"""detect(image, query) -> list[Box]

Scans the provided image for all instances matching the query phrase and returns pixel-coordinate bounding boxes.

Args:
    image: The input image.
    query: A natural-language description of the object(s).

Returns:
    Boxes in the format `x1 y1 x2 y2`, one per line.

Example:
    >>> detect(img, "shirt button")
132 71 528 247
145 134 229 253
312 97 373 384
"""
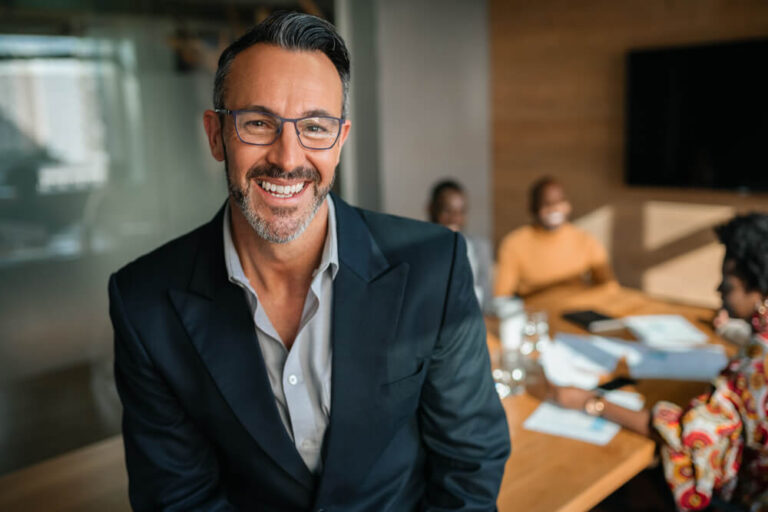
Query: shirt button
287 374 299 385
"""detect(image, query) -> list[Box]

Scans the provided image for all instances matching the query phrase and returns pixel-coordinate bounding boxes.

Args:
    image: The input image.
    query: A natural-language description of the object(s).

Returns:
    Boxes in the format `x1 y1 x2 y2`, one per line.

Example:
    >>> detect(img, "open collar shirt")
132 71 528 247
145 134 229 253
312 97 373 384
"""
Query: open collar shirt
222 197 338 474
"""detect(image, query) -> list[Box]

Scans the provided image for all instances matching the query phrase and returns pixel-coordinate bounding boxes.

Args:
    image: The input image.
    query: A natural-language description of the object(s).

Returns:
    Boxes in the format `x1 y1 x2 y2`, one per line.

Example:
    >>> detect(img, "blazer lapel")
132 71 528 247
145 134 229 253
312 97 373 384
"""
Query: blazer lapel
169 206 314 490
315 197 409 504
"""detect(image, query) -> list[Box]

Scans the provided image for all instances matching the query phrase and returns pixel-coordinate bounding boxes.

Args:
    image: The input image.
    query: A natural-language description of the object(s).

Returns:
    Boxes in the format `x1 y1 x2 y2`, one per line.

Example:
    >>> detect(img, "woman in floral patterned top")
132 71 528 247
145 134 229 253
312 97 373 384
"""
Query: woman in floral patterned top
531 213 768 511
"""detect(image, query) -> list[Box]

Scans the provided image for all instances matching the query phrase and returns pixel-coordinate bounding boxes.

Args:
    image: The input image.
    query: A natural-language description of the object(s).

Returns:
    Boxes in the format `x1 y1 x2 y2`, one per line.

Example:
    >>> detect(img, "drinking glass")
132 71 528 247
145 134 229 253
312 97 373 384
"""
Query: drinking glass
491 344 527 399
521 310 550 357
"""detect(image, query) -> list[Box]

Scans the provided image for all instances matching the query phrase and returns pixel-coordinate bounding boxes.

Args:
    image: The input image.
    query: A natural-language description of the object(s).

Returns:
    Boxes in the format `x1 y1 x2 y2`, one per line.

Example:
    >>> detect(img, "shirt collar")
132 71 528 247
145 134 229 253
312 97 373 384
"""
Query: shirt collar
223 196 339 290
316 195 339 280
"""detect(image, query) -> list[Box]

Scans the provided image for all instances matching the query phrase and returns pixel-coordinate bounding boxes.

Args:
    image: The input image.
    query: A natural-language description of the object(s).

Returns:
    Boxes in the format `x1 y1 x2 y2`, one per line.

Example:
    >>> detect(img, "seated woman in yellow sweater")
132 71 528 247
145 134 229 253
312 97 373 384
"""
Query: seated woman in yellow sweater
494 177 614 297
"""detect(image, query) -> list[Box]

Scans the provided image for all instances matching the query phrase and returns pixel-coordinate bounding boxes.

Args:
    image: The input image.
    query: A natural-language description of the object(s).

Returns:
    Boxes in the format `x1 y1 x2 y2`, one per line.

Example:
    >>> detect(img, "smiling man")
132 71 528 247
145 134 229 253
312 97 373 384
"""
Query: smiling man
109 12 509 512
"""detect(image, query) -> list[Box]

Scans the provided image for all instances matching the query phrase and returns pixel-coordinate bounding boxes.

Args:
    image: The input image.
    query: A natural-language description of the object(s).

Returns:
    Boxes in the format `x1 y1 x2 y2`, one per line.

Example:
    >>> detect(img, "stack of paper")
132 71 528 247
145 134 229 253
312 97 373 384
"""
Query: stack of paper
539 335 620 389
623 314 709 348
542 333 728 384
628 345 728 380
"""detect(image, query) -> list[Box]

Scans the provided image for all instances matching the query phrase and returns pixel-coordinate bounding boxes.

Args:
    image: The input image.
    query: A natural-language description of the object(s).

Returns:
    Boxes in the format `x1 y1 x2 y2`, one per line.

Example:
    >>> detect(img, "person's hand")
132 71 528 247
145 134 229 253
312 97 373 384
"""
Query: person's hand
525 366 595 411
552 386 595 411
525 364 554 402
713 308 730 329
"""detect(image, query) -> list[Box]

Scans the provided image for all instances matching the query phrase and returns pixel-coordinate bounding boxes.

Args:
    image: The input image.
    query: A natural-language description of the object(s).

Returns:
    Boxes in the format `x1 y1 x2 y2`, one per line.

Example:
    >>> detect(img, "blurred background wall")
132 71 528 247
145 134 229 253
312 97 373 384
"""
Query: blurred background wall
376 0 490 239
339 0 491 238
490 0 768 308
0 0 330 474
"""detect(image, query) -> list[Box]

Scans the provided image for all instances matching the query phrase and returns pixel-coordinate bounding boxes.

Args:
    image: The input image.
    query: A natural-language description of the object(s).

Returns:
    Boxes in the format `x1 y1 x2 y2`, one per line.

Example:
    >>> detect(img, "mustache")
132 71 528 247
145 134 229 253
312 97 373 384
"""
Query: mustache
245 163 320 183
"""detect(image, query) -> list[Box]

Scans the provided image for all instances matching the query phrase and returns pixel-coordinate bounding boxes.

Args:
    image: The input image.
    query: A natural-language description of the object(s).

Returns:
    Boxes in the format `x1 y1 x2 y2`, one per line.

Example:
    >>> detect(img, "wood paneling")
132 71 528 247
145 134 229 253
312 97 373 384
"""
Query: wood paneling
491 0 768 306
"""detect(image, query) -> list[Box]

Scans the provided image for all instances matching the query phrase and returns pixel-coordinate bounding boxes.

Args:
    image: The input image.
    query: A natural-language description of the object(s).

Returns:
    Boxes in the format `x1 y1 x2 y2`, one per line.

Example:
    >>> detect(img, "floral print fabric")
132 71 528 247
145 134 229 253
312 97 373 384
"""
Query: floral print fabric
652 314 768 511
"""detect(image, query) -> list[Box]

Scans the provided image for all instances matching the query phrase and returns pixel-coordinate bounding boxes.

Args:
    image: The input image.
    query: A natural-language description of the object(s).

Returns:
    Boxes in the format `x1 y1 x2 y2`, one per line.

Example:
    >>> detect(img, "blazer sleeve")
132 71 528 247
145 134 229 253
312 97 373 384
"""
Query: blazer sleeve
109 275 236 512
419 233 511 511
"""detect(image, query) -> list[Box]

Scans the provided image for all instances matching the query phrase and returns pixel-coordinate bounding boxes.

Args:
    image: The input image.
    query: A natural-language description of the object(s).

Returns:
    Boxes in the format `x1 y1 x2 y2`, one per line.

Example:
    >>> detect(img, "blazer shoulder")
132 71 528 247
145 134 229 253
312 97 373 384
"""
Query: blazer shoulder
111 218 211 299
355 207 459 263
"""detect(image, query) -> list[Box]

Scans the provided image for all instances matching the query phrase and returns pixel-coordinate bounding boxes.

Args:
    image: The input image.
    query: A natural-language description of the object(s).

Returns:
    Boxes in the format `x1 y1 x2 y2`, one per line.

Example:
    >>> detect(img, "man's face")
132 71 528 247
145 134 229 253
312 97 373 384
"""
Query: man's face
434 189 467 232
204 44 350 243
536 183 571 230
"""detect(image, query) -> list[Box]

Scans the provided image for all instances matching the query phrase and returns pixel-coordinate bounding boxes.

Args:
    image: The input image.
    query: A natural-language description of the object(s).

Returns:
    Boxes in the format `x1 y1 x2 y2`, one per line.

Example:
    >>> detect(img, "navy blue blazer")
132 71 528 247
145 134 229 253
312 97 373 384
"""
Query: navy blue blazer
110 194 510 511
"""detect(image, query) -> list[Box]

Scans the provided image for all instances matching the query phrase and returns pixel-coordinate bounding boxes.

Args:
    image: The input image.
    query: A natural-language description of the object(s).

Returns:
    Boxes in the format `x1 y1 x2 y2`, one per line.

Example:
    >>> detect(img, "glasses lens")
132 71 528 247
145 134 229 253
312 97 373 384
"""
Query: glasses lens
236 111 280 144
297 117 340 149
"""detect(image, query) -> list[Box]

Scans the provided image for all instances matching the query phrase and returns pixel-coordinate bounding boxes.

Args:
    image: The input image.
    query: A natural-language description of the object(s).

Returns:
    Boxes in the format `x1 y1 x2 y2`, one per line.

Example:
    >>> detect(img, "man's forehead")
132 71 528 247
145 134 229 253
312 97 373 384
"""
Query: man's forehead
438 189 465 204
225 43 343 113
541 183 566 200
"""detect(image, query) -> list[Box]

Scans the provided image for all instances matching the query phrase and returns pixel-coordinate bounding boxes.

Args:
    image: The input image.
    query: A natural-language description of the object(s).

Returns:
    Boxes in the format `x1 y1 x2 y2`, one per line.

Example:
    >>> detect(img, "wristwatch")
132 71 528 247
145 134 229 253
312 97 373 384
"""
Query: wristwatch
584 396 606 416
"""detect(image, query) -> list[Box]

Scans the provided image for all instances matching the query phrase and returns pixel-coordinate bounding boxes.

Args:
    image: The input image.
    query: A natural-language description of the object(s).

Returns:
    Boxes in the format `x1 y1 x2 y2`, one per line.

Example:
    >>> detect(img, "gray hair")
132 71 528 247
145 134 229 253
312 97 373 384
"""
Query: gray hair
213 11 350 118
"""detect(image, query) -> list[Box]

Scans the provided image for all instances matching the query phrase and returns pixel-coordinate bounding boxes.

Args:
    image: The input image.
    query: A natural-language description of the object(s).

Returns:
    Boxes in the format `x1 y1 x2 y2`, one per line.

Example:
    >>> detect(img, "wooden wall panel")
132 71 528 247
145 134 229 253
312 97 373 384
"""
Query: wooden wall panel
491 0 768 306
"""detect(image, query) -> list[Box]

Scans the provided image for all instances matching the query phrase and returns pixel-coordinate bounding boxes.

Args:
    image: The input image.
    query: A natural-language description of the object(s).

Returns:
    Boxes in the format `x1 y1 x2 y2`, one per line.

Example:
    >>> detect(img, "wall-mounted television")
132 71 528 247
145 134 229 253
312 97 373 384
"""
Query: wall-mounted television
625 38 768 192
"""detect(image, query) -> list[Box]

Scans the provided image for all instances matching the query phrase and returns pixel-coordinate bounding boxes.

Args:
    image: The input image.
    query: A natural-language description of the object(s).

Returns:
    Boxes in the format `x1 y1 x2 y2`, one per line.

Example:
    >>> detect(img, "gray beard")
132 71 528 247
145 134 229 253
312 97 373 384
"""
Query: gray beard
225 160 333 244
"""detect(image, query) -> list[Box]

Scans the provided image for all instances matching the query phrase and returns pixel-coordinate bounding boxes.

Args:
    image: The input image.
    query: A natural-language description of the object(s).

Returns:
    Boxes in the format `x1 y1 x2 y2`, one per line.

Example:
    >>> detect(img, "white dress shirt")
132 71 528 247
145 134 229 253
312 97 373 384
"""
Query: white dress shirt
222 197 338 474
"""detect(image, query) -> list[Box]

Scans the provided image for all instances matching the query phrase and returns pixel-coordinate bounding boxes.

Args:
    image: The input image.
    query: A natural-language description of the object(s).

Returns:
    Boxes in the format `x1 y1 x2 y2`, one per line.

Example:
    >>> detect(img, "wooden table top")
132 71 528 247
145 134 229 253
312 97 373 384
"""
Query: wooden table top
493 282 727 512
0 282 726 512
0 435 129 512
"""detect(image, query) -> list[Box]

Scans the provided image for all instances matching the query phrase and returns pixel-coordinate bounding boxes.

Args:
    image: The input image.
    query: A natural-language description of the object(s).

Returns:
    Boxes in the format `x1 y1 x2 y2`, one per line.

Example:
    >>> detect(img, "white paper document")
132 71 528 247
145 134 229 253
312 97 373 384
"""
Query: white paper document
623 314 709 348
628 345 728 380
545 333 728 383
523 390 644 445
523 403 620 445
604 389 645 411
540 335 621 389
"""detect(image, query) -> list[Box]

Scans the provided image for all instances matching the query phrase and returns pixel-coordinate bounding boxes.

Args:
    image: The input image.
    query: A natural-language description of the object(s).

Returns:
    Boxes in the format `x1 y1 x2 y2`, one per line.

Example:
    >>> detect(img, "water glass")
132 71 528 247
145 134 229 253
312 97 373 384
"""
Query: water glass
521 310 550 357
491 345 527 399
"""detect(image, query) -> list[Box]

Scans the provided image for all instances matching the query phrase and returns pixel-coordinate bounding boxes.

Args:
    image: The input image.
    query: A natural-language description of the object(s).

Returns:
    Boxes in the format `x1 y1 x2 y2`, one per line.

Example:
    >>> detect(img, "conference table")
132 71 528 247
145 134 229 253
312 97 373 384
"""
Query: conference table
493 281 730 512
0 283 728 512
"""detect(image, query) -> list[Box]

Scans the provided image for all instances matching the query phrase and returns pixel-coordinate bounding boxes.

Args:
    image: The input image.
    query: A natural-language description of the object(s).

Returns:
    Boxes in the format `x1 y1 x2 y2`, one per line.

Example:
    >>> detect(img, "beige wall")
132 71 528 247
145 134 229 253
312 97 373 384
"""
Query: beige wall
491 0 768 307
377 0 491 239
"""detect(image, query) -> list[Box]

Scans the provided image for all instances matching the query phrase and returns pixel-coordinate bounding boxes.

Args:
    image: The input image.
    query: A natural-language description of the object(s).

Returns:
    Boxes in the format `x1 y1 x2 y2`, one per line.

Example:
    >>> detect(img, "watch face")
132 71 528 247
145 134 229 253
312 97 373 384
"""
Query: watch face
585 397 605 416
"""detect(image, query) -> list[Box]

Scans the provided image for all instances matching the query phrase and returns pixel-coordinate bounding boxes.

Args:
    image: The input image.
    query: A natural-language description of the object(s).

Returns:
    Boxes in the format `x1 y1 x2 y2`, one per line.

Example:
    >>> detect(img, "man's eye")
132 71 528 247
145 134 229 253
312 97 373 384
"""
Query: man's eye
305 124 328 133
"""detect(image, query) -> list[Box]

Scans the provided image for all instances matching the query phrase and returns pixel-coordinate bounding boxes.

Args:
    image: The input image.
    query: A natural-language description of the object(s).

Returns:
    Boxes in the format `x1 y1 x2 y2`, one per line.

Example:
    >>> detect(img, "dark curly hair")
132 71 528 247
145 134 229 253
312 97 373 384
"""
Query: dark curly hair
428 179 464 223
715 213 768 295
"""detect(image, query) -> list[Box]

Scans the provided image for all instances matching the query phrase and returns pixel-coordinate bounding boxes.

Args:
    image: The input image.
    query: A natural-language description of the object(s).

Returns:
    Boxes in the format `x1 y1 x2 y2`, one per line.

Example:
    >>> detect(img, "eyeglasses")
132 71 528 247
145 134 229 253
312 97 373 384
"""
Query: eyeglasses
215 108 344 150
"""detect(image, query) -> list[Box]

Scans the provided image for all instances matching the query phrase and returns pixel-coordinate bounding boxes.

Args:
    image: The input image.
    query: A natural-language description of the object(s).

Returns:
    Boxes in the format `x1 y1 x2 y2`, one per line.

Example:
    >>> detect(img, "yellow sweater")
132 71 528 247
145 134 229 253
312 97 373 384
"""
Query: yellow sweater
494 223 609 297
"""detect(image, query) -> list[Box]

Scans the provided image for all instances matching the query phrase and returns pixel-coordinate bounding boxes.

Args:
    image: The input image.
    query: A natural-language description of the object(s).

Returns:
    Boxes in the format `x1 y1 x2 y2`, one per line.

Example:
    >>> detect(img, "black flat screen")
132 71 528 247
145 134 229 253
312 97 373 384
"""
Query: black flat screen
625 38 768 192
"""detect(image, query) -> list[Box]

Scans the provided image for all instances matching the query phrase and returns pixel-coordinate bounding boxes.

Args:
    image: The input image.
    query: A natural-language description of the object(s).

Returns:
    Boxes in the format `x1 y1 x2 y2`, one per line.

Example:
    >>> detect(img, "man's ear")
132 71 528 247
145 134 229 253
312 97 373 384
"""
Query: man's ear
203 110 225 162
330 119 352 168
337 119 351 151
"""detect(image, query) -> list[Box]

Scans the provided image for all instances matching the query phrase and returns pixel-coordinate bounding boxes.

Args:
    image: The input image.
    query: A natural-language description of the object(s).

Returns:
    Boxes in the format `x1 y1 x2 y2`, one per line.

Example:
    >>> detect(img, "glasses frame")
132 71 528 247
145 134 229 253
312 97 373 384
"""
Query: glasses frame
215 108 345 150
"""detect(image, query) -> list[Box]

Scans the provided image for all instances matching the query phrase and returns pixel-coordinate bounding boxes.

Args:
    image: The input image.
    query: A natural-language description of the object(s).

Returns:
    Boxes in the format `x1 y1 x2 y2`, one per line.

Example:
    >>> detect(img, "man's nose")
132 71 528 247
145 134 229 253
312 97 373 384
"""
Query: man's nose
265 122 305 171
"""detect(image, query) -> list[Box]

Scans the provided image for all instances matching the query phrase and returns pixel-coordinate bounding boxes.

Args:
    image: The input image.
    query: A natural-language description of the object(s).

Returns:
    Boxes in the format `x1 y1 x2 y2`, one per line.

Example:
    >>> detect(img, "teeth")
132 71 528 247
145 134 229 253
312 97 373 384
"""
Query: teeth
258 181 306 197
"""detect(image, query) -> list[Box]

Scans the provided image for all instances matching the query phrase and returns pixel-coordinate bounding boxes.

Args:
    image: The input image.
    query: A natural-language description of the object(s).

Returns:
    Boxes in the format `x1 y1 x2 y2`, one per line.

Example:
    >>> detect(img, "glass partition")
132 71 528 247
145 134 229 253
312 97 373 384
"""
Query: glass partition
0 2 335 474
